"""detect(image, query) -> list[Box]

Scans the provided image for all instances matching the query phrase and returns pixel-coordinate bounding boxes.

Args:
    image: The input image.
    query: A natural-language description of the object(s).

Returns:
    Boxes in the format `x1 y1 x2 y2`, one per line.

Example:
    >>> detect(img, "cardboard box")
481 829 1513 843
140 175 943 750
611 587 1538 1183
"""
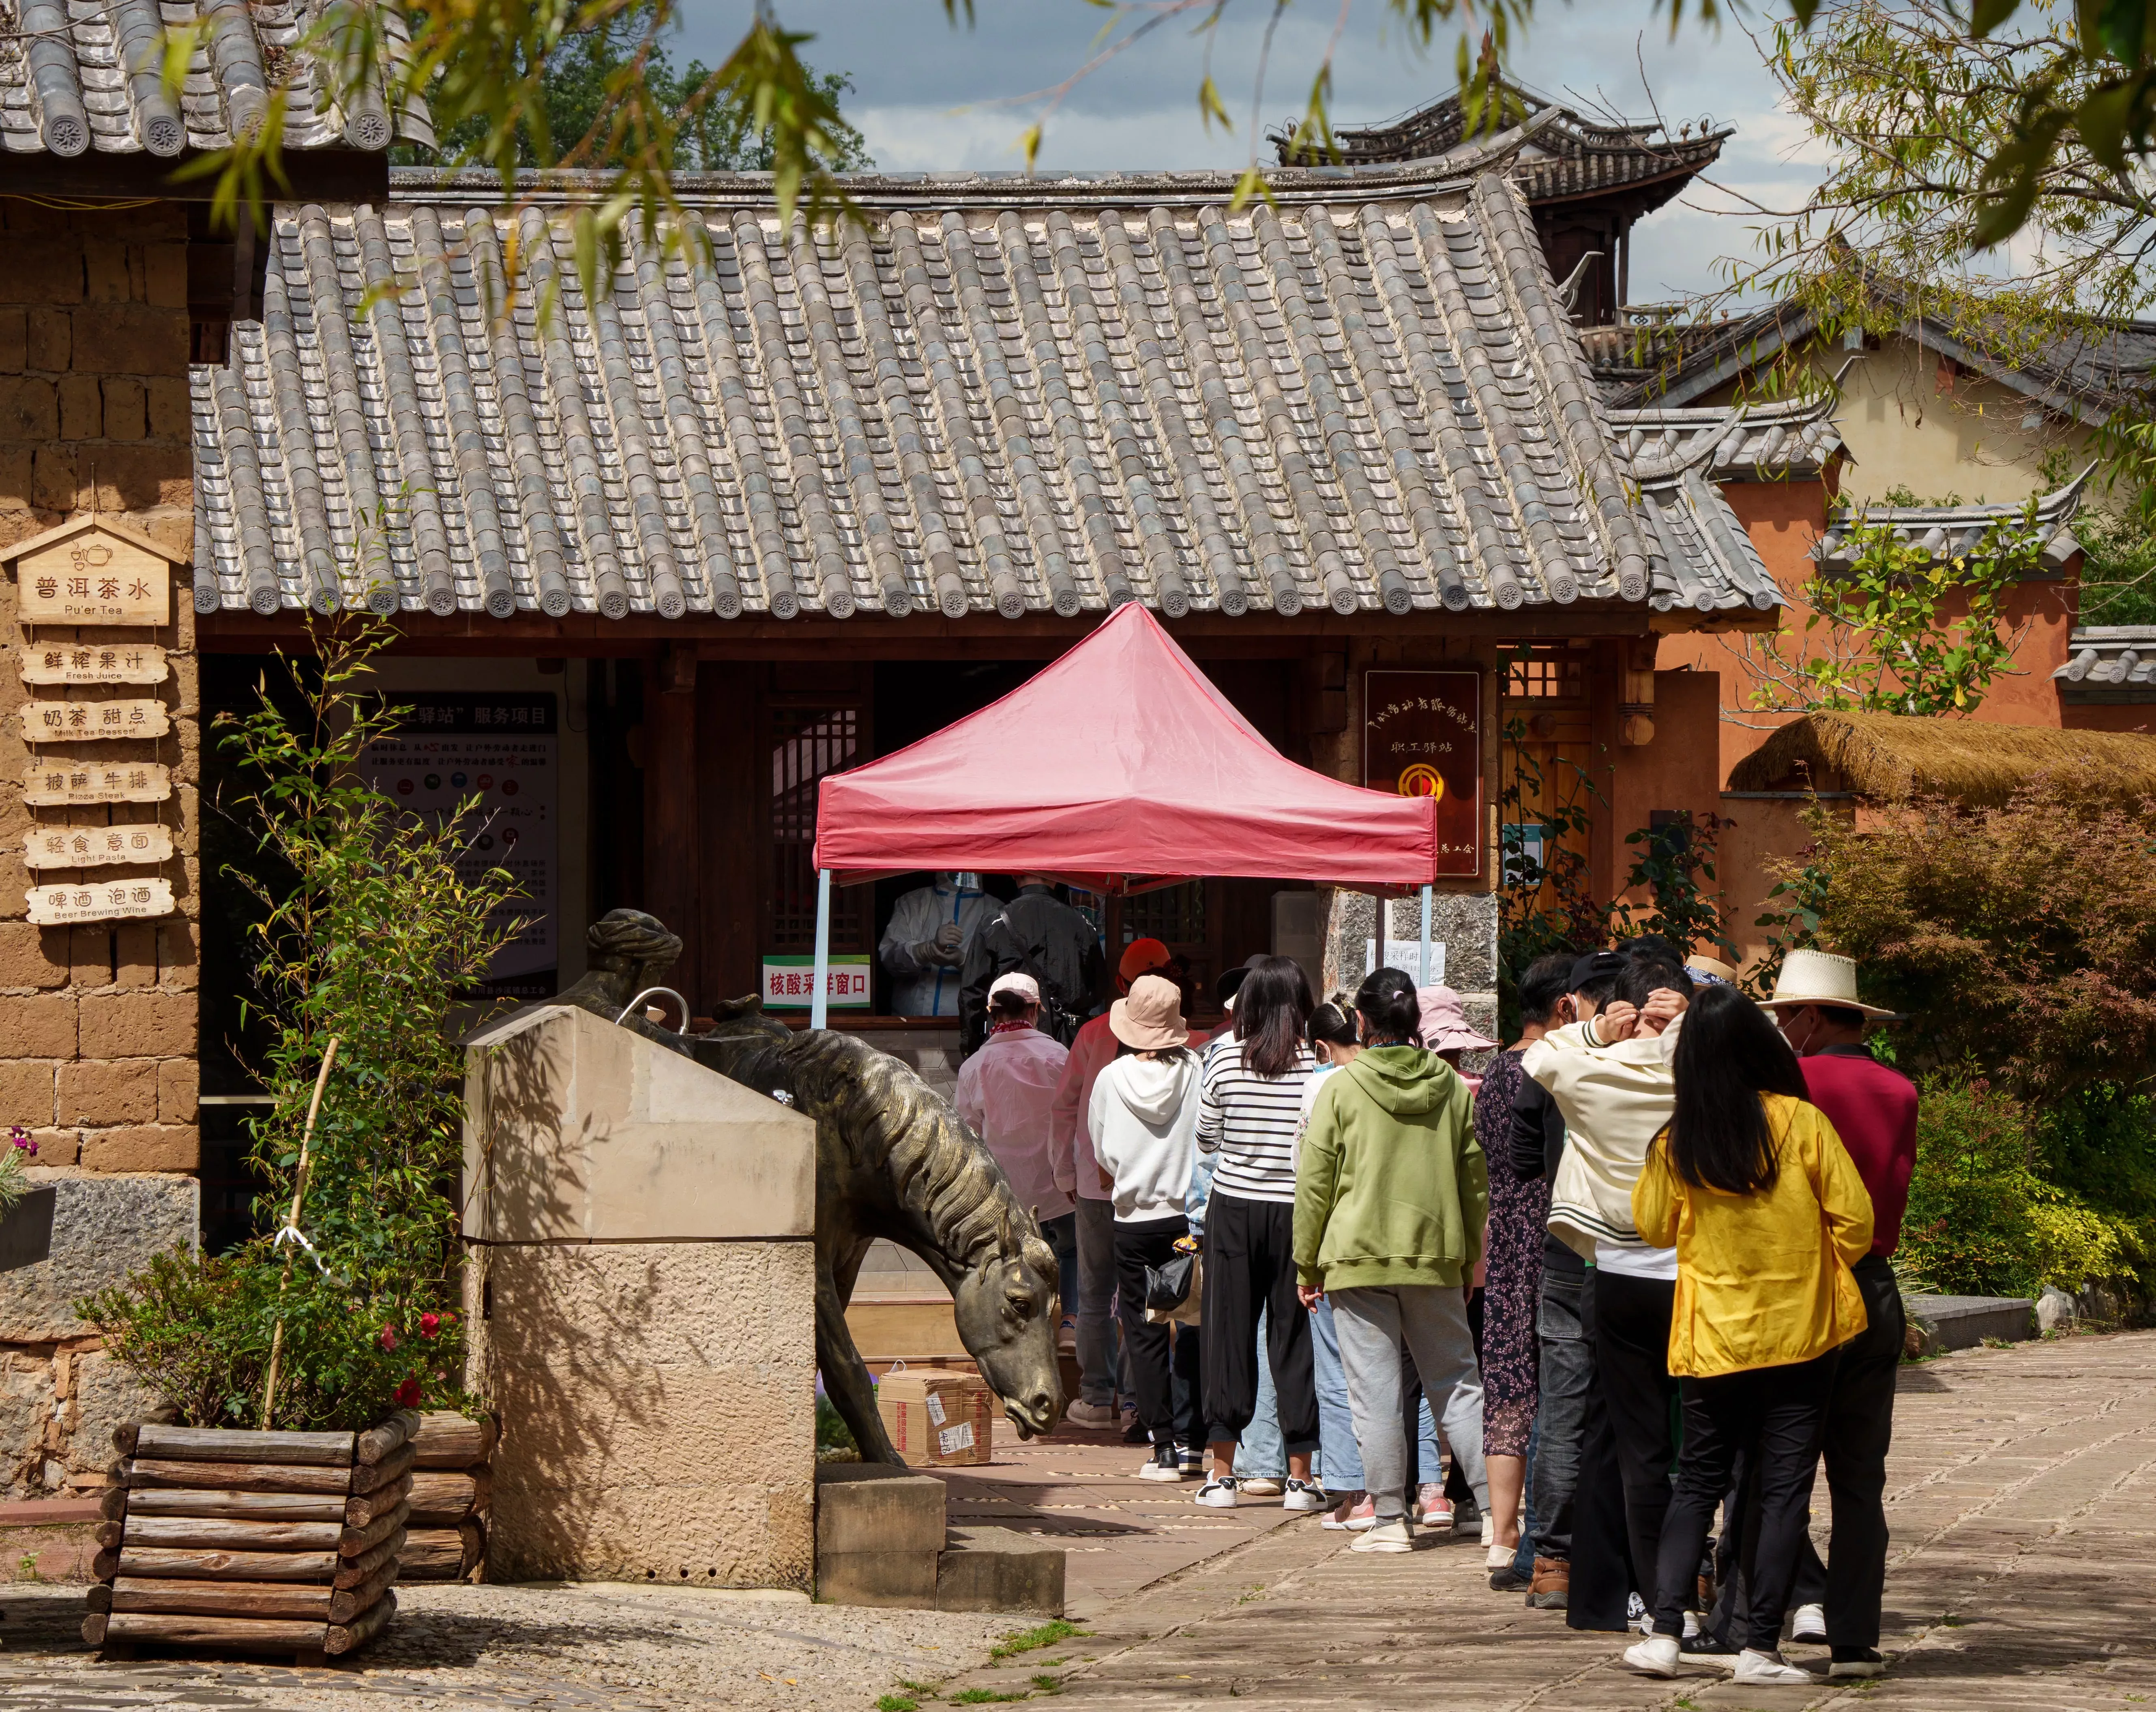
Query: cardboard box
876 1367 995 1467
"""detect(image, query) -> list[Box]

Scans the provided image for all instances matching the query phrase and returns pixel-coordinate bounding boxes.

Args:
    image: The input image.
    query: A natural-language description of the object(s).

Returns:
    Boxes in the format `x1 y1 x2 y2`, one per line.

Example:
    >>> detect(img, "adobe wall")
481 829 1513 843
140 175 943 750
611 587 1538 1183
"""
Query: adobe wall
0 200 199 1500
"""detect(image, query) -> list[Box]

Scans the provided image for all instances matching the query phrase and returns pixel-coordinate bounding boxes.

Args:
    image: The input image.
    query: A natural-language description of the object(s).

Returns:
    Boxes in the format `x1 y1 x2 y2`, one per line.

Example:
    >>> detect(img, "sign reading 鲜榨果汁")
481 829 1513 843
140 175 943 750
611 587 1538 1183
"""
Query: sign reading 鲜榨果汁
26 877 174 926
17 698 169 742
1362 669 1484 879
23 822 173 869
16 642 168 686
762 955 872 1010
21 762 172 805
9 521 175 626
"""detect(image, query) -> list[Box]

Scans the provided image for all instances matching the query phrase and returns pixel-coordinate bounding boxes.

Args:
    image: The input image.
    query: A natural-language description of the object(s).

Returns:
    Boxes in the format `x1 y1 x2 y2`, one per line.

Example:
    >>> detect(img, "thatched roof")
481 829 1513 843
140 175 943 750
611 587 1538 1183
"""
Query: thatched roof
1727 710 2156 806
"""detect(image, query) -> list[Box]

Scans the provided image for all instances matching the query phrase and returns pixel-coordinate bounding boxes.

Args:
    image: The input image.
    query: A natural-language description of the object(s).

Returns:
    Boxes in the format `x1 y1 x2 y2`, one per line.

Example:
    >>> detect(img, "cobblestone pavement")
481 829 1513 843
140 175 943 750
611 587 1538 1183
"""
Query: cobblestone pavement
2 1330 2151 1710
932 1328 2156 1711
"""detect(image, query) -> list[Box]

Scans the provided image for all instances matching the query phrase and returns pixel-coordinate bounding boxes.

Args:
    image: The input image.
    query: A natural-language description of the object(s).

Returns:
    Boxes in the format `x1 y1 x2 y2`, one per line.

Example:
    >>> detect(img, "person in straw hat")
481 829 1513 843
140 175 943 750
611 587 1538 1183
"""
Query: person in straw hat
1088 973 1205 1481
1757 950 1914 1682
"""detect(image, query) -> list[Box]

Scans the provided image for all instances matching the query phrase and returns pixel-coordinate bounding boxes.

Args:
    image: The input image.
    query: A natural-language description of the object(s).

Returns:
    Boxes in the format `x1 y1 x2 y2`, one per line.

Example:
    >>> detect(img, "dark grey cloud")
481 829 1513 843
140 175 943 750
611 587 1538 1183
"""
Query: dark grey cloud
676 1 1825 300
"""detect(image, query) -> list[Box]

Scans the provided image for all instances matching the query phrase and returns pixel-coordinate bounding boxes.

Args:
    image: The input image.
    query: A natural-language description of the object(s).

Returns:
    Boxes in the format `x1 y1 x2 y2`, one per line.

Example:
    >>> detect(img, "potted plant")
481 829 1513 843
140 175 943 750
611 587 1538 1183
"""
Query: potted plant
75 624 519 1663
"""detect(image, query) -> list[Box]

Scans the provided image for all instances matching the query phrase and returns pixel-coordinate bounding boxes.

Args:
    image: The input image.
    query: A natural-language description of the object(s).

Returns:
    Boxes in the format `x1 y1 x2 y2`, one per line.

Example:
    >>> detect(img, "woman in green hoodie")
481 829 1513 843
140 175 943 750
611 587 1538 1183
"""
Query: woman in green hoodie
1294 967 1491 1554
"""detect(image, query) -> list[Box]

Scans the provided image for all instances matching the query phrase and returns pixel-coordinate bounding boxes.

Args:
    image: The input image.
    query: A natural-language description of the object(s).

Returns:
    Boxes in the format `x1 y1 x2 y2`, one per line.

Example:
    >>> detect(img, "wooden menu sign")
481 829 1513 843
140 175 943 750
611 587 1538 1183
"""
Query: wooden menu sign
9 521 174 626
23 822 173 869
26 877 173 926
22 761 171 805
17 642 168 686
19 698 169 743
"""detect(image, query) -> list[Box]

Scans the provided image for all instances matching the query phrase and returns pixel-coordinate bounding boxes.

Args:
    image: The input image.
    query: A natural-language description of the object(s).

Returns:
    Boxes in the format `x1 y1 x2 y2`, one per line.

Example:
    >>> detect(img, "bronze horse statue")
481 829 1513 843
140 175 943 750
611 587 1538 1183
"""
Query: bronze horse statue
556 910 1064 1464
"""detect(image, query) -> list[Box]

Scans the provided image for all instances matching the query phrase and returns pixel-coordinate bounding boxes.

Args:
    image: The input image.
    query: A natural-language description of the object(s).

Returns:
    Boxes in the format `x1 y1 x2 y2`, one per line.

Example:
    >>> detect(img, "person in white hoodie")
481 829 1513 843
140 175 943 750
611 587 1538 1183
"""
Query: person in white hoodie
1088 973 1205 1481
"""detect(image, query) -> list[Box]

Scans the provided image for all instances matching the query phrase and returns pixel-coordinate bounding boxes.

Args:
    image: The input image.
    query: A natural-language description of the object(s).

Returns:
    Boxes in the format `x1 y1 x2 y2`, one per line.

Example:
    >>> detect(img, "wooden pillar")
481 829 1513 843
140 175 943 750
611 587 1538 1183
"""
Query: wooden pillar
699 663 760 1005
643 644 701 1013
1589 639 1621 904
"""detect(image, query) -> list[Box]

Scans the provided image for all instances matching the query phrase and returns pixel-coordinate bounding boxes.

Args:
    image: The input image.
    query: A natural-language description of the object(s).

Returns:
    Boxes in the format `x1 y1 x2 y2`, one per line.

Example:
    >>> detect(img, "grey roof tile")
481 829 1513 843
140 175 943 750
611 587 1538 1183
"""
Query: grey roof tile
1813 466 2091 575
191 167 1773 621
2056 625 2156 699
0 0 429 156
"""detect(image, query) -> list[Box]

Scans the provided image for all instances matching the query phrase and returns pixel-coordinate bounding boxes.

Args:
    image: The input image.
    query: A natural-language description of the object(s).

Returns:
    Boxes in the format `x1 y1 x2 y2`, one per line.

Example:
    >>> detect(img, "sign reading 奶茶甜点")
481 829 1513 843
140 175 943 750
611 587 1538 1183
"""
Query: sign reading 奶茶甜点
17 698 169 743
16 642 168 686
1362 669 1484 879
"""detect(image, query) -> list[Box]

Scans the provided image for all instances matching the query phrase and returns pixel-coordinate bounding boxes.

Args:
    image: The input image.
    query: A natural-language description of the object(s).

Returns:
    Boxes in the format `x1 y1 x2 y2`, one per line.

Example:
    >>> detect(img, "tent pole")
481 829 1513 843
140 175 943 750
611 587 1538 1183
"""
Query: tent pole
1420 884 1433 989
811 869 832 1029
1374 891 1384 982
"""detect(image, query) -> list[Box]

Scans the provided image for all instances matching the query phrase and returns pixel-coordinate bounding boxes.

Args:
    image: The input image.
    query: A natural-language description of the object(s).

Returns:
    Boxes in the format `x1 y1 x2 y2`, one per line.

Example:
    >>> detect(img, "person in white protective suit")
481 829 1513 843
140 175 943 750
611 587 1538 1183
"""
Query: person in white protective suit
879 872 997 1017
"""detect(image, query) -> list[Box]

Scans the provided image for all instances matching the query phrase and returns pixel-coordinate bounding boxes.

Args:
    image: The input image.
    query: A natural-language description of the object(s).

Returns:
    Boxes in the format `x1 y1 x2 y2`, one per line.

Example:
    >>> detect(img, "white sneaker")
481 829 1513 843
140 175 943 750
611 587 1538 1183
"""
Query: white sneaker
1350 1517 1415 1553
1239 1476 1283 1497
1622 1635 1680 1677
1065 1400 1118 1427
1791 1603 1828 1644
1137 1447 1184 1482
1193 1476 1240 1508
1485 1543 1514 1572
1281 1478 1326 1512
1734 1649 1815 1685
1827 1650 1886 1679
1479 1513 1494 1548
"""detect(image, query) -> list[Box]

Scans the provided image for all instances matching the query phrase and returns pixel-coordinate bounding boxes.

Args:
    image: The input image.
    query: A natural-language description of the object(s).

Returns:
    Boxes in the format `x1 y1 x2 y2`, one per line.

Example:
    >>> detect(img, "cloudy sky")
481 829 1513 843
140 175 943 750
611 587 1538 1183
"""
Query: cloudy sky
677 0 1830 305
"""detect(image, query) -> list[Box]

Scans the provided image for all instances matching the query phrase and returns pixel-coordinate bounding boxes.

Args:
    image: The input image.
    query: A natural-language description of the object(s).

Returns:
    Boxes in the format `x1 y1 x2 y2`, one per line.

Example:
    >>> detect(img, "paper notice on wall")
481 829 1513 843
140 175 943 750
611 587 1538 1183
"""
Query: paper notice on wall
925 1392 948 1428
937 1422 976 1457
360 693 558 997
1365 940 1446 988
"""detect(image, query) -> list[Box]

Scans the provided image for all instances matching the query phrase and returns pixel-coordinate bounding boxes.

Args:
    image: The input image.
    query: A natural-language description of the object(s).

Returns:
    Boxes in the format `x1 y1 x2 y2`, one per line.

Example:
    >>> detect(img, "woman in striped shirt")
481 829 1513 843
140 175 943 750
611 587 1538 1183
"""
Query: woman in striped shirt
1193 956 1324 1511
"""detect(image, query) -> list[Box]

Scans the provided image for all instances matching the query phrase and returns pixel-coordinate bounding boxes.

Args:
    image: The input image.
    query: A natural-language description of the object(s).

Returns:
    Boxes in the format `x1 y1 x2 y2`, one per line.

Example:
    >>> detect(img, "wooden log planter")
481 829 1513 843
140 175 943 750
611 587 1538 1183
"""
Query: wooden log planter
398 1410 496 1582
85 1410 422 1663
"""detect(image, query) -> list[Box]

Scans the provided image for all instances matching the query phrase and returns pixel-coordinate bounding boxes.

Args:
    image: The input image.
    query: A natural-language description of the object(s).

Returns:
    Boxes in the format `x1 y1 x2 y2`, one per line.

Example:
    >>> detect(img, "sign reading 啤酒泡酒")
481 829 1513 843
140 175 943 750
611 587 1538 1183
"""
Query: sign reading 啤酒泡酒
23 822 173 869
26 877 174 926
21 762 172 805
762 955 872 1010
18 699 169 743
1362 669 1483 880
15 642 168 686
10 523 174 626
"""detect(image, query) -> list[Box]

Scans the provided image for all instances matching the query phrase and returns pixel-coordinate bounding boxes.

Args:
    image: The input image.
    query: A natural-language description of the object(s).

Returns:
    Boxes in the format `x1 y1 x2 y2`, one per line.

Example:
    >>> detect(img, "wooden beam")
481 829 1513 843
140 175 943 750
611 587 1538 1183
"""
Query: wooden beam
644 659 701 1010
699 663 760 1005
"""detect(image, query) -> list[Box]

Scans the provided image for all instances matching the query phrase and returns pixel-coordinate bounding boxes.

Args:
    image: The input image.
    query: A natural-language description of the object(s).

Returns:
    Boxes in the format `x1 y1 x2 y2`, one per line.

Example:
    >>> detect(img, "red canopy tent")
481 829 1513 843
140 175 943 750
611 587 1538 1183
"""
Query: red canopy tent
806 604 1453 1022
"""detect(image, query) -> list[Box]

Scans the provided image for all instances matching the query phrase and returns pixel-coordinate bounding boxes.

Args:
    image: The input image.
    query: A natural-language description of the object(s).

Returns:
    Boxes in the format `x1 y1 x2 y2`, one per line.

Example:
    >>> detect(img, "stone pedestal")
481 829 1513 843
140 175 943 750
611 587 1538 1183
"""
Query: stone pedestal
1321 889 1500 1050
462 1004 817 1588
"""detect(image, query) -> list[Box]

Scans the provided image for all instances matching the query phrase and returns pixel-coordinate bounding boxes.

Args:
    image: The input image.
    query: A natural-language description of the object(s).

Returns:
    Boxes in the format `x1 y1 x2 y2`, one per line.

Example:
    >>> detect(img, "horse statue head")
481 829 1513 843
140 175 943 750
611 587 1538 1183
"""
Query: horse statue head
948 1221 1064 1441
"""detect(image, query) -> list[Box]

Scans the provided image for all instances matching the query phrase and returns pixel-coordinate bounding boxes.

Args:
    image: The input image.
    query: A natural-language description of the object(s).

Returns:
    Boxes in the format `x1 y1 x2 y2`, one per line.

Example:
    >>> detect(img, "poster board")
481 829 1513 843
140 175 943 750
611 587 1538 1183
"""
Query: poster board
1362 670 1483 880
359 693 558 997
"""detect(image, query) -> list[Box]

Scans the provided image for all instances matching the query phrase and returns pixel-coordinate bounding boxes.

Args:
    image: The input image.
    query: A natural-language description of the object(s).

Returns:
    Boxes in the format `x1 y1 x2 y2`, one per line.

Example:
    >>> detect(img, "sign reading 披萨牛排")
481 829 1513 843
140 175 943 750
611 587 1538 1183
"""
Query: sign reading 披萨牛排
21 762 171 805
1363 669 1483 879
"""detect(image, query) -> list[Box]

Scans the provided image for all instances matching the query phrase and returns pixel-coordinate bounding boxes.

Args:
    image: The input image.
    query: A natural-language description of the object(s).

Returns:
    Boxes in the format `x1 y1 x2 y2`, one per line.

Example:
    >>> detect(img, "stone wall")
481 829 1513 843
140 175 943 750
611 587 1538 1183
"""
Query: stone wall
0 198 199 1499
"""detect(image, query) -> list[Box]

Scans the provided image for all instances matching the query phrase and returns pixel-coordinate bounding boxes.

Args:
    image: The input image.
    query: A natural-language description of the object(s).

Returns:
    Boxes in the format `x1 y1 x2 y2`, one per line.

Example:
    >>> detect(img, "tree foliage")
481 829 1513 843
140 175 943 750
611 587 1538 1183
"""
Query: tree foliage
1727 505 2046 721
1780 776 2156 1097
80 624 517 1429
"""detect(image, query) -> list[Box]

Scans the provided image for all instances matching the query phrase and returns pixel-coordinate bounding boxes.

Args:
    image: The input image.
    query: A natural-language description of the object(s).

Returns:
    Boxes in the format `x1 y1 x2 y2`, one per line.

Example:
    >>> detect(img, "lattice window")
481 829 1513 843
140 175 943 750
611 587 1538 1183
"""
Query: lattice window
1504 651 1585 702
1123 880 1207 950
766 706 865 952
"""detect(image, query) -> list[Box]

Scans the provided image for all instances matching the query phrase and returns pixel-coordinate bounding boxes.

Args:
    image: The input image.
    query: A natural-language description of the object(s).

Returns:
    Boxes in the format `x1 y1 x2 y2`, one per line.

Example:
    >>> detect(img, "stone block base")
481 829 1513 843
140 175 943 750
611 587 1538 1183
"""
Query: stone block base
1905 1294 2038 1355
817 1548 942 1607
815 1463 946 1555
936 1527 1066 1615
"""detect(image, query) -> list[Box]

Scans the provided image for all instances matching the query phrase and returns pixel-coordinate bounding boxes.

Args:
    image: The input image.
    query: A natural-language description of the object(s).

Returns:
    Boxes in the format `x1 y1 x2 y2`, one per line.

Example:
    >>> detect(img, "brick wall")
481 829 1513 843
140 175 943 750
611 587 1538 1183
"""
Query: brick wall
0 198 200 1502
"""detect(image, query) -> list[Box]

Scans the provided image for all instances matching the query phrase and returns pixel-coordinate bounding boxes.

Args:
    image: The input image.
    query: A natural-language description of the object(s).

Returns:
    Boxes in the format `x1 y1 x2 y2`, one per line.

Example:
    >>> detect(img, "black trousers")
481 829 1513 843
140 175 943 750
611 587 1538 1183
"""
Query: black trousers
1819 1255 1904 1646
1594 1269 1679 1601
1653 1353 1836 1650
1114 1215 1203 1449
1200 1192 1320 1451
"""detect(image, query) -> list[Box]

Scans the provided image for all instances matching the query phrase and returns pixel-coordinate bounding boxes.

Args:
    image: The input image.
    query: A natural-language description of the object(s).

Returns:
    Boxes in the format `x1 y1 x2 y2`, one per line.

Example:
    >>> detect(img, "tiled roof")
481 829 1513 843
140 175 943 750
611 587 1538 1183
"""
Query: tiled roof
2055 626 2156 700
0 0 431 158
1276 85 1727 211
191 166 1783 624
1588 304 1810 408
1609 386 1846 485
1813 468 2091 575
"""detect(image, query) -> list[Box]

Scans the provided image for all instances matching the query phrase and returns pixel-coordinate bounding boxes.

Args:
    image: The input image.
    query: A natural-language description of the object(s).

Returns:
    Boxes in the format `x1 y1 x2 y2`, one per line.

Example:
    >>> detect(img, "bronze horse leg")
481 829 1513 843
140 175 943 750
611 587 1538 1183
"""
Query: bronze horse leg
816 1255 901 1465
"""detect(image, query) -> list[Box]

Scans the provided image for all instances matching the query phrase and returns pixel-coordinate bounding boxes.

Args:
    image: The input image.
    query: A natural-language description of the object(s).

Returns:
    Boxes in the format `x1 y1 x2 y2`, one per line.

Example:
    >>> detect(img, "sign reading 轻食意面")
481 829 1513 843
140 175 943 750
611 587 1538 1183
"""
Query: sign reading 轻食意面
1362 670 1483 879
358 693 558 997
762 955 871 1010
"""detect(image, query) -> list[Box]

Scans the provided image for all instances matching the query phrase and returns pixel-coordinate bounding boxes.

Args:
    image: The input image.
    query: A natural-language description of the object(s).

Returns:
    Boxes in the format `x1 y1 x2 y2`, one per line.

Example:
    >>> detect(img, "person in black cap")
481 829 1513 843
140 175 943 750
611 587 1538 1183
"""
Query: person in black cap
1512 948 1626 1612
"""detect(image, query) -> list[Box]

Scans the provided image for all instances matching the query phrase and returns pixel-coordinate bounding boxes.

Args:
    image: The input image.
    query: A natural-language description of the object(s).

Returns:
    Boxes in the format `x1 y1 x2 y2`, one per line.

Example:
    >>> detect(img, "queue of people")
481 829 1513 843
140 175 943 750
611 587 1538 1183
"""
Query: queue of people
957 923 1917 1686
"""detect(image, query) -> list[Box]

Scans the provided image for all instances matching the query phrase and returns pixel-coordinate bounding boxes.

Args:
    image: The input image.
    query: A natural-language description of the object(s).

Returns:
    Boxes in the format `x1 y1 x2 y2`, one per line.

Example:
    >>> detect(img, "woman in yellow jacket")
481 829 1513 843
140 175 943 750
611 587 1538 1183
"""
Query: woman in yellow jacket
1620 985 1873 1688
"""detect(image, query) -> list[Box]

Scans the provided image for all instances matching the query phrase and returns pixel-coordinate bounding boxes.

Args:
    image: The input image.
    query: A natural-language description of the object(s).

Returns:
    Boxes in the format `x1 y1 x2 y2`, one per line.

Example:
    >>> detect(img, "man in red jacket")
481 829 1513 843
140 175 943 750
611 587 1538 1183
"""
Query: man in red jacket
1763 950 1917 1682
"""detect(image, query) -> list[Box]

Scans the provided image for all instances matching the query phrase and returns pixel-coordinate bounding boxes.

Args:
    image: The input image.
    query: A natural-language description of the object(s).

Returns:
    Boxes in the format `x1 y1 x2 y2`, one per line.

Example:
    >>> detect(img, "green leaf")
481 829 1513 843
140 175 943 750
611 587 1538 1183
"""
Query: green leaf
1970 0 2023 37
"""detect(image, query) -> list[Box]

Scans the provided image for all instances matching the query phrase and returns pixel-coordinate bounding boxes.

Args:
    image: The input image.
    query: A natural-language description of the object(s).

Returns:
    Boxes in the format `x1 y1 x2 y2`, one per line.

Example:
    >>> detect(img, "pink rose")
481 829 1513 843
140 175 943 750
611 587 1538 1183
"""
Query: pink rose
378 1326 398 1352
